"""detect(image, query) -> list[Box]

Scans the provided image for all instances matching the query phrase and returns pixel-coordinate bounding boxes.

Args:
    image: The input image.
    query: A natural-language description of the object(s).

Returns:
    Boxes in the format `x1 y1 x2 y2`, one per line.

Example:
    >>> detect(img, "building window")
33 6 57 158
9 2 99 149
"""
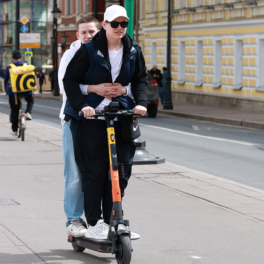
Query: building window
213 40 222 87
258 39 264 89
195 40 203 85
174 0 188 9
162 0 168 11
233 39 243 89
192 0 204 7
139 0 145 20
77 0 81 14
151 41 156 67
178 41 186 83
58 0 61 9
149 0 157 12
65 0 72 15
83 0 88 13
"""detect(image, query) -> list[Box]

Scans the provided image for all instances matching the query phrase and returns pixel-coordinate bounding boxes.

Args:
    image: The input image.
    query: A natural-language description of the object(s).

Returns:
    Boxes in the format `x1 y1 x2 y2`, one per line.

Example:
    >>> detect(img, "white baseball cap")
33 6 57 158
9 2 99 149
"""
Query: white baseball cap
104 5 130 22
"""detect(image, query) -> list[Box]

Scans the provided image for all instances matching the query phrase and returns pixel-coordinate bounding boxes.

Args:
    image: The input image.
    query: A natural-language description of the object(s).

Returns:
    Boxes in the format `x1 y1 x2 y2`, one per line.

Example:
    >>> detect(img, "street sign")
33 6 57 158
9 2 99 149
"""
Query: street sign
25 52 33 61
21 25 29 33
19 22 31 33
21 16 29 25
20 33 41 48
25 48 31 52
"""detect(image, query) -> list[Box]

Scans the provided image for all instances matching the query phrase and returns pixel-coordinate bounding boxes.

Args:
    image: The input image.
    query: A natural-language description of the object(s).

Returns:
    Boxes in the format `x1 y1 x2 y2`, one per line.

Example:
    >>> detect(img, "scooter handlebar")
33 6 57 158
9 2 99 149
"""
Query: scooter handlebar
78 109 141 117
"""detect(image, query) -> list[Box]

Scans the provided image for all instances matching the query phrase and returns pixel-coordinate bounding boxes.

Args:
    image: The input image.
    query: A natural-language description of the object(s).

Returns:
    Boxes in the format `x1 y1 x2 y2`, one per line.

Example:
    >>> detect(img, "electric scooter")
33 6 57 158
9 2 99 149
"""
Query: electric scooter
67 101 141 264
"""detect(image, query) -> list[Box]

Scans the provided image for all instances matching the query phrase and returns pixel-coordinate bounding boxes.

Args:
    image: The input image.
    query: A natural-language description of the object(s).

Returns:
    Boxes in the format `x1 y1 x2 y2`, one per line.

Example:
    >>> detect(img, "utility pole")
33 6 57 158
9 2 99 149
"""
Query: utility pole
163 0 173 110
15 0 20 50
125 0 133 39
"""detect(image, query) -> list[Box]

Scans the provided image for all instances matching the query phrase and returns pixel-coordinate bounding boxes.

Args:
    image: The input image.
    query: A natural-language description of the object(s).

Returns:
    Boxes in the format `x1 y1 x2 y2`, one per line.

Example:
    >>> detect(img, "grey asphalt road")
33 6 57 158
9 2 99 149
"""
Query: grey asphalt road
1 95 264 191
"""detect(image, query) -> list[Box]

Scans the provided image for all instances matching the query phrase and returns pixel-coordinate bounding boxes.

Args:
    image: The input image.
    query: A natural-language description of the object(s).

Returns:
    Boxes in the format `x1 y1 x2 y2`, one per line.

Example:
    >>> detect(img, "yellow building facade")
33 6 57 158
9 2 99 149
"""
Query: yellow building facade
138 0 264 102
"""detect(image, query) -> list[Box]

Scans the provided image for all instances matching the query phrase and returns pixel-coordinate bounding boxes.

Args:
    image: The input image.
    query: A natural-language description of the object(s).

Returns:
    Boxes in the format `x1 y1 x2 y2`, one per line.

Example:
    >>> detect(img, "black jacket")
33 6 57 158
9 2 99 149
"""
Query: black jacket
63 28 148 112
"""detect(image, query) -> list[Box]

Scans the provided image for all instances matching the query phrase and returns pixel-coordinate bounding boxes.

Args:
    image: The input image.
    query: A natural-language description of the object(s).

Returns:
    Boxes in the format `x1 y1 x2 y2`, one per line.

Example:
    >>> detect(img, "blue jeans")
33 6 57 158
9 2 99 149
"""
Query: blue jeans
158 84 164 104
62 120 84 227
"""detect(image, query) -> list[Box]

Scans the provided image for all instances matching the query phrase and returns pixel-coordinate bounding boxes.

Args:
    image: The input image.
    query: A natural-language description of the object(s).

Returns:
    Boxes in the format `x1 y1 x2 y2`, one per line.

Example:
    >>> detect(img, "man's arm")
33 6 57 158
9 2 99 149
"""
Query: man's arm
4 66 10 90
63 45 90 112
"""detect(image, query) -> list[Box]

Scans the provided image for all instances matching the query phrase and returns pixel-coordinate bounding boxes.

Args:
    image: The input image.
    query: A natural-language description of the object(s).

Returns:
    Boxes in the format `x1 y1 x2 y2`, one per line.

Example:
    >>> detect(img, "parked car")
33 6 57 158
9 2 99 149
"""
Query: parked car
147 72 159 117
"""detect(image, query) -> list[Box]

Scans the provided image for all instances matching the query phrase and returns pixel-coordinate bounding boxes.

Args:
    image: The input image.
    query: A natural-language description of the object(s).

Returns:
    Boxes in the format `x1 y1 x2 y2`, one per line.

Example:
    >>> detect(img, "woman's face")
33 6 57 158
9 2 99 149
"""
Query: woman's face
103 16 127 41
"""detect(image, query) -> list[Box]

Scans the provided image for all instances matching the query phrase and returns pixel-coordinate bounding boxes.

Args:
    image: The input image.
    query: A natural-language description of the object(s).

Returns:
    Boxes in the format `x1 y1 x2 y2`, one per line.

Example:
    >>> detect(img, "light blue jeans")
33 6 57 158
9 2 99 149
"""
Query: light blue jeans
62 120 84 227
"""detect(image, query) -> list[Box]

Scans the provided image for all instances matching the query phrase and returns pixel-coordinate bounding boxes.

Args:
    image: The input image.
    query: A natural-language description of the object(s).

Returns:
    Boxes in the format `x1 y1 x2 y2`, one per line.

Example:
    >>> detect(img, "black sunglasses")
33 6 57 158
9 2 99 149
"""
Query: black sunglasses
106 20 129 28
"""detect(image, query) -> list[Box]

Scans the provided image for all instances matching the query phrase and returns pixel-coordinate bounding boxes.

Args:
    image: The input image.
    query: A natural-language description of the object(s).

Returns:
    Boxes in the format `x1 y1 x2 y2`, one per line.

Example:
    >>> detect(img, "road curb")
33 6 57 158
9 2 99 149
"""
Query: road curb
158 109 263 130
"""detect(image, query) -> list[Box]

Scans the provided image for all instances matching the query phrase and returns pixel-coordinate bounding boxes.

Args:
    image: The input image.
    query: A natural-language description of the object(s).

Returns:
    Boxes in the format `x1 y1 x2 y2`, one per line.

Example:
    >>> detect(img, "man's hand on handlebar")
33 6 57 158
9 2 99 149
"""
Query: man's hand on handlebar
133 105 147 117
81 106 95 118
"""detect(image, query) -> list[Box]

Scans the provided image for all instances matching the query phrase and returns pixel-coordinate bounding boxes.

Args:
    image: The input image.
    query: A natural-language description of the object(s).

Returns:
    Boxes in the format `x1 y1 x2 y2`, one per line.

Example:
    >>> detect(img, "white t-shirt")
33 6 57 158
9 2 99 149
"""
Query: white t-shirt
94 46 124 112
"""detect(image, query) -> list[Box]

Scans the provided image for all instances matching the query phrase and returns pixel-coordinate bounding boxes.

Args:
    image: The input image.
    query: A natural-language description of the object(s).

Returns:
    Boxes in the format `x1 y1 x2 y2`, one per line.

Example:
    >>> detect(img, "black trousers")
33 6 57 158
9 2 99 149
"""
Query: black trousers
9 94 34 132
70 118 136 226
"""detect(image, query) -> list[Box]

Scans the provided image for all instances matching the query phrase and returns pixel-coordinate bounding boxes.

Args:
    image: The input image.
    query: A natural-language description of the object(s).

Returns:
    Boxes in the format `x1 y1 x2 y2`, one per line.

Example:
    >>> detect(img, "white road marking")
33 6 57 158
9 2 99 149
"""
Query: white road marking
34 104 60 110
141 124 256 146
191 256 202 259
192 125 200 130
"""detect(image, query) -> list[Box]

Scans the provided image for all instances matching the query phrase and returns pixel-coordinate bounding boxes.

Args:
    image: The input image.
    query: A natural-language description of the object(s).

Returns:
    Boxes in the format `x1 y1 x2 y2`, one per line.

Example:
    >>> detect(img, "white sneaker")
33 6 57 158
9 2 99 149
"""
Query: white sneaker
67 220 87 237
118 224 140 240
25 113 32 120
10 131 17 137
85 219 109 240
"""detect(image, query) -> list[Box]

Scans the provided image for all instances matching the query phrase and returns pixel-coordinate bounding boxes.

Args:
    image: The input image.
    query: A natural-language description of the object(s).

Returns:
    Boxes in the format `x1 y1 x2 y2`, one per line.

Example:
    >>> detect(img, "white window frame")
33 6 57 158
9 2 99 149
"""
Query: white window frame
149 0 157 12
178 40 186 84
257 39 264 90
162 0 168 11
139 0 146 20
76 0 81 14
192 0 204 7
151 41 157 67
174 0 188 9
195 40 203 85
233 39 243 89
213 39 222 88
65 0 72 16
83 0 88 13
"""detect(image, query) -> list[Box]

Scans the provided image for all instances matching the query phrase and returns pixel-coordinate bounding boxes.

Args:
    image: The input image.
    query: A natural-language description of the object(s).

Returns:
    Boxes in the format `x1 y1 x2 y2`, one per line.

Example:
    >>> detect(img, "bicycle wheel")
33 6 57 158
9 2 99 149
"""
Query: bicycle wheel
17 122 21 138
21 128 25 141
115 235 132 264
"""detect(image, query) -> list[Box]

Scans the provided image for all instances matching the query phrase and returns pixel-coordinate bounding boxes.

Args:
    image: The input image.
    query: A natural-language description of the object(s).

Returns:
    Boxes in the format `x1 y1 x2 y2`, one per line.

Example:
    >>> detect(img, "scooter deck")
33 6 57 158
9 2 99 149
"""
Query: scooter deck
68 236 112 253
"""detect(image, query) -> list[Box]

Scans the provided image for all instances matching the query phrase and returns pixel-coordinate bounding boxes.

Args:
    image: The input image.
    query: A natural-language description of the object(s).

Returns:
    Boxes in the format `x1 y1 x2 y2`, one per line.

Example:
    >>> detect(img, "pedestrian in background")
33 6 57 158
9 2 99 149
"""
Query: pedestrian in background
150 65 164 104
4 50 34 136
37 70 46 93
49 69 55 91
161 67 167 101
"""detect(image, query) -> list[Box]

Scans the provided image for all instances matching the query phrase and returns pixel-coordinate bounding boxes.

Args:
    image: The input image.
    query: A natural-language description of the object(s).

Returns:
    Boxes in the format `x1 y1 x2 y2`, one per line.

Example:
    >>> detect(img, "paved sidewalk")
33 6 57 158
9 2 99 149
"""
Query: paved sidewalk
31 91 264 130
1 111 264 263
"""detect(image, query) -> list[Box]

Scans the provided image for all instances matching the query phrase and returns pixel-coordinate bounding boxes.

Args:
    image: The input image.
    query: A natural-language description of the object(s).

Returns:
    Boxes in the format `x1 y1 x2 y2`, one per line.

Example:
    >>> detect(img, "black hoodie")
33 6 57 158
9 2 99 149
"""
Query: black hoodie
63 28 148 112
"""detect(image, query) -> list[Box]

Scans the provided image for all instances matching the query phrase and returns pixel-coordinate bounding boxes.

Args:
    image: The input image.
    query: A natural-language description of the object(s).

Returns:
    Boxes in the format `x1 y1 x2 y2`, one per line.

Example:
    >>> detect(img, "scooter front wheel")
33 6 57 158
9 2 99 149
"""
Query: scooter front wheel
115 235 132 264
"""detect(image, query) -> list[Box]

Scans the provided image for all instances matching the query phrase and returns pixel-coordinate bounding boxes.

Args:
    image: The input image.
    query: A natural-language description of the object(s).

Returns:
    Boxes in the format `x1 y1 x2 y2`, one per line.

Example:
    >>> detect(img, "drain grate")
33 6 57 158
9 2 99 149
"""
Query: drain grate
0 198 19 205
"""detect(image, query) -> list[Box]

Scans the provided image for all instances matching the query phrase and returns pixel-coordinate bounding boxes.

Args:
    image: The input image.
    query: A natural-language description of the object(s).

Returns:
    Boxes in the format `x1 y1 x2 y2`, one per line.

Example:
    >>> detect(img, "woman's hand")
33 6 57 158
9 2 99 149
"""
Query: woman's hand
81 106 95 117
133 105 147 116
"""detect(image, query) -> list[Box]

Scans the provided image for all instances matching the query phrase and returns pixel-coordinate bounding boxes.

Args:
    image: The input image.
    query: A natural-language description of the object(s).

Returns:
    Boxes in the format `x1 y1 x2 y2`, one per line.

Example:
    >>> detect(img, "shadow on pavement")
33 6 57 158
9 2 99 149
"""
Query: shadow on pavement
0 249 115 264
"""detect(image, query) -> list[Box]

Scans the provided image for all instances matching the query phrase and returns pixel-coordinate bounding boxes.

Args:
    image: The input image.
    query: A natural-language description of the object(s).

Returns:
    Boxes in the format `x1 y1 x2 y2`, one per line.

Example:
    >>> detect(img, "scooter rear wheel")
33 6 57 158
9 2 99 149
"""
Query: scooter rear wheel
72 243 85 252
115 235 132 264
